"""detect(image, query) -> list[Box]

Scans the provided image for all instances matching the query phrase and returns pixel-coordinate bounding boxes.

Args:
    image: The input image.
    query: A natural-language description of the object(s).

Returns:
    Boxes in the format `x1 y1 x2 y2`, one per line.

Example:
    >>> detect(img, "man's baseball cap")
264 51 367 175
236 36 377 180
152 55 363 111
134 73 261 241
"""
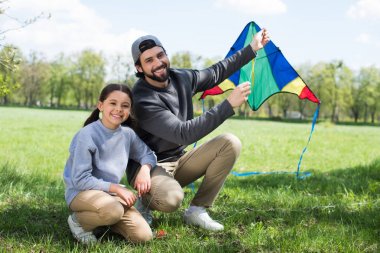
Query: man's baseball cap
131 35 163 63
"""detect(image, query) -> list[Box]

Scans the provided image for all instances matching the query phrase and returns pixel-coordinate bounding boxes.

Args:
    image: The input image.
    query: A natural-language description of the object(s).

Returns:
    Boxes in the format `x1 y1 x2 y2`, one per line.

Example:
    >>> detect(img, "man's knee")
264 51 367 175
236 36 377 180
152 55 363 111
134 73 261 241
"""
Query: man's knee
162 189 184 212
220 133 242 156
148 169 184 213
149 187 184 213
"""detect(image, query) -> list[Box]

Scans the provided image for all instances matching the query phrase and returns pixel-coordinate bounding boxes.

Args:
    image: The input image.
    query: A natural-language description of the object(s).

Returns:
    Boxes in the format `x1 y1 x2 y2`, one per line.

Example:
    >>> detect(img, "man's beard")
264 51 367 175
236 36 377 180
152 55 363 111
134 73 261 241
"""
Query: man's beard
143 63 169 82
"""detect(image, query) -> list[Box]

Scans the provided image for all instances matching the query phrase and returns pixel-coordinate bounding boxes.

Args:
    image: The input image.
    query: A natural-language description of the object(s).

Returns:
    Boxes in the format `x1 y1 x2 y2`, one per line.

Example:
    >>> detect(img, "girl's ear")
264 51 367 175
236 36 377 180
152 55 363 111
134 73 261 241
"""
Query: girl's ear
97 101 103 112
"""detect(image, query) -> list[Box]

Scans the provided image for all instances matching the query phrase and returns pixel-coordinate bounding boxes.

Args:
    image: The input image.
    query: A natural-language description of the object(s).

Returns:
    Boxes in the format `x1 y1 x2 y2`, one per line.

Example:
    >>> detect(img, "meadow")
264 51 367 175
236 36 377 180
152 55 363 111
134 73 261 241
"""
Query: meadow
0 107 379 253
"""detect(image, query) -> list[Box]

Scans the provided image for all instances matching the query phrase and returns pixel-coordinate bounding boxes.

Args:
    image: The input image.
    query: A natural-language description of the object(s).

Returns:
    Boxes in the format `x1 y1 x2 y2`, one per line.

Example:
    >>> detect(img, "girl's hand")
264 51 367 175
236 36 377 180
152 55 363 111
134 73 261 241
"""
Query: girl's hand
133 164 152 197
109 184 137 207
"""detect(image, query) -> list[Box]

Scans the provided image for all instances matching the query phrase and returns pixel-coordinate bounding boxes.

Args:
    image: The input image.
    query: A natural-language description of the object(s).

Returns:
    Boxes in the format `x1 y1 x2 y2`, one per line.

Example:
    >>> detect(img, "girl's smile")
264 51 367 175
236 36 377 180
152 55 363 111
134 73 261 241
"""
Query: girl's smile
97 90 131 129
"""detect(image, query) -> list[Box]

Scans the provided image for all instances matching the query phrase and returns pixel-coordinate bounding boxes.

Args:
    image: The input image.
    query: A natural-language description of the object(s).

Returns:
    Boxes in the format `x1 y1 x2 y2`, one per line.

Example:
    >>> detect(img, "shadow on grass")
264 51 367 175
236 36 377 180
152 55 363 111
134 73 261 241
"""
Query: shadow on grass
226 158 380 195
1 160 379 249
0 163 73 245
231 113 380 127
0 164 142 248
0 164 167 250
219 159 380 237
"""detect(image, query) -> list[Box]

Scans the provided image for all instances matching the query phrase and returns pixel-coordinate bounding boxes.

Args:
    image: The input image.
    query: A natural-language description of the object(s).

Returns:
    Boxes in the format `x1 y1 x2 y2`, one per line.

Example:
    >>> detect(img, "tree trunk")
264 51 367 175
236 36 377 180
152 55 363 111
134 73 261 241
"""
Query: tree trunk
335 106 340 122
298 104 305 120
354 112 359 123
282 109 287 118
2 95 9 105
331 104 337 122
267 104 273 118
50 92 54 107
351 107 359 122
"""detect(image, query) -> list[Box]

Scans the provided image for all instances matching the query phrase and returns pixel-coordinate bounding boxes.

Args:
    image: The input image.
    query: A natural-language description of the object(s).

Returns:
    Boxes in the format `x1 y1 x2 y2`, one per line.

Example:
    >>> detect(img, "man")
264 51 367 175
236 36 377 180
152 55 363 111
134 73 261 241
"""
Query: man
128 30 269 231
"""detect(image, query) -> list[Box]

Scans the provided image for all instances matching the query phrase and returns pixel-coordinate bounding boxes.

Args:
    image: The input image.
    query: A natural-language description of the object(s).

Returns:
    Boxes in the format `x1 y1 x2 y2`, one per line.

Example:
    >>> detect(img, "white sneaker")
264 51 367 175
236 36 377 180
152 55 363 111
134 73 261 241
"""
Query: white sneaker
67 214 97 244
135 198 153 225
184 207 224 231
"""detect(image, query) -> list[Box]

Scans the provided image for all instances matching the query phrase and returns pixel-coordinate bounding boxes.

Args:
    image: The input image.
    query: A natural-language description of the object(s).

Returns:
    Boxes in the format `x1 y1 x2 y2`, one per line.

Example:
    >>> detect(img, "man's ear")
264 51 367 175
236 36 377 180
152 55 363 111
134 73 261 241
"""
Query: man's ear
136 65 143 73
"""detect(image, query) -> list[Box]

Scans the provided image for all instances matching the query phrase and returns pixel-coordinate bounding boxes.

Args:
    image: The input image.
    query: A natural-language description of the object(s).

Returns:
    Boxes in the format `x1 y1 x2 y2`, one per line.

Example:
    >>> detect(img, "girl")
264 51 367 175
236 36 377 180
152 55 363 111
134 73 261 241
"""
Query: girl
63 83 156 244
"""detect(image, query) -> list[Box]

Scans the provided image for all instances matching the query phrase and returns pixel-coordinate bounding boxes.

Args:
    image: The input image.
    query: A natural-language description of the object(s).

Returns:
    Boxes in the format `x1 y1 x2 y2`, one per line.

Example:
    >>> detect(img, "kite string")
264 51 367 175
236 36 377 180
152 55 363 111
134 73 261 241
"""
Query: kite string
296 103 320 179
190 99 319 195
232 104 320 179
205 97 319 179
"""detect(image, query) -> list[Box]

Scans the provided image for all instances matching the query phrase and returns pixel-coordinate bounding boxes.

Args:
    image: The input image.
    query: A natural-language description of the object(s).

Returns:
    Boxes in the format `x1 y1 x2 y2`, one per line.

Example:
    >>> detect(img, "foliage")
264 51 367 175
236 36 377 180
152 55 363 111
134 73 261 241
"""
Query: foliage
0 44 21 96
18 51 51 106
108 53 136 88
0 0 50 97
309 61 354 122
48 54 70 107
170 51 201 69
357 66 380 123
73 49 106 109
1 45 380 122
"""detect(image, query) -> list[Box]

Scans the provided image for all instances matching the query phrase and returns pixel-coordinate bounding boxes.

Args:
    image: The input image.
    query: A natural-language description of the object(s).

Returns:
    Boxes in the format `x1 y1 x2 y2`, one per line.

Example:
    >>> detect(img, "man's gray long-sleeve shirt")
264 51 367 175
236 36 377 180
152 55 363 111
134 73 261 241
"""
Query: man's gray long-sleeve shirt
63 120 156 206
132 45 256 162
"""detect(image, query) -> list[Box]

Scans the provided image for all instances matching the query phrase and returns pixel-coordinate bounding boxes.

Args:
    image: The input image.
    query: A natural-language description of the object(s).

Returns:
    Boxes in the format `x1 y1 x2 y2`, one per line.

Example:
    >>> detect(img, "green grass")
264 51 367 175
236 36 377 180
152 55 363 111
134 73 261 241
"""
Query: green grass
0 107 379 252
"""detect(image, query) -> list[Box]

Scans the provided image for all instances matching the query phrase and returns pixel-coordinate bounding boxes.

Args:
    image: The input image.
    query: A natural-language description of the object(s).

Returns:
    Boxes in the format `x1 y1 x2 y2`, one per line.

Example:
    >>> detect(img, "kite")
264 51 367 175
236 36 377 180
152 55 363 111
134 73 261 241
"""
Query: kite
201 21 319 109
200 21 321 178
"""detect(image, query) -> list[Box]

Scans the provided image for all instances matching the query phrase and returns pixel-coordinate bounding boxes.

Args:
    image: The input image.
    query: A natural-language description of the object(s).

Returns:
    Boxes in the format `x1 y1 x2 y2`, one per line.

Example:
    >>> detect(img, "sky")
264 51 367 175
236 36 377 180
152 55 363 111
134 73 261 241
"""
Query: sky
2 0 380 71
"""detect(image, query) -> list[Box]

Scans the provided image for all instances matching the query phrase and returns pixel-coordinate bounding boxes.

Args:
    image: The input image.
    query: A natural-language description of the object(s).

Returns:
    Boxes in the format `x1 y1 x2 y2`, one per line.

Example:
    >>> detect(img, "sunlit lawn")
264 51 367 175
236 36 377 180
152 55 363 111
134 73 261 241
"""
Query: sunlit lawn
0 107 379 252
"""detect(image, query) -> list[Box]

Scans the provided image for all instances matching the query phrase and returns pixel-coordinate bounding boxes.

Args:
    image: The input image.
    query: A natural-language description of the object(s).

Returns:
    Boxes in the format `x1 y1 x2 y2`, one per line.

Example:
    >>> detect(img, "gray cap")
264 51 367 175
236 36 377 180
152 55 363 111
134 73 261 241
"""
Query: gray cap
131 35 163 63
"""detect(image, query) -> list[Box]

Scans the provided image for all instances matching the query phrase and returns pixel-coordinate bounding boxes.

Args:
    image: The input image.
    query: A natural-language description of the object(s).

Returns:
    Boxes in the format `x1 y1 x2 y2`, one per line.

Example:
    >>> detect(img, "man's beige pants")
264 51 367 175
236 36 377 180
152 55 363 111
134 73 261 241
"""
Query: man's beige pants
141 133 242 212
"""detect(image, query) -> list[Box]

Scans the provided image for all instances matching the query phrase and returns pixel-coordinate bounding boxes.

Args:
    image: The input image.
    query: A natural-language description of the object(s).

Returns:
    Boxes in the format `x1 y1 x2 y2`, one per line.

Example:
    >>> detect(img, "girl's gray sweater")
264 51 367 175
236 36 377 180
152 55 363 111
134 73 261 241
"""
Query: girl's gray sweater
63 120 156 206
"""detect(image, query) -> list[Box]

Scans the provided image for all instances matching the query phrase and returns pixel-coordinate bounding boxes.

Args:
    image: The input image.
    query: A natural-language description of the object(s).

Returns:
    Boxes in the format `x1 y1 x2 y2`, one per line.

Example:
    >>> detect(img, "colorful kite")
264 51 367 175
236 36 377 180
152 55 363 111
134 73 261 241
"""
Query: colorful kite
200 21 320 110
200 21 320 178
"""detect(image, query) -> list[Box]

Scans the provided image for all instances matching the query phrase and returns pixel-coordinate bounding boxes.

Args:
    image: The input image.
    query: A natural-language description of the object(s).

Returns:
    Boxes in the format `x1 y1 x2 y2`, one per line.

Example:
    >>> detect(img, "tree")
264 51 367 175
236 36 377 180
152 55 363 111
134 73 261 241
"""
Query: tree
73 50 106 109
18 52 50 106
170 51 194 69
264 98 276 118
276 93 292 118
0 0 49 96
0 44 21 99
346 79 364 123
108 53 136 87
309 63 327 119
48 53 71 107
309 61 353 122
296 63 315 119
358 66 380 123
327 61 342 122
